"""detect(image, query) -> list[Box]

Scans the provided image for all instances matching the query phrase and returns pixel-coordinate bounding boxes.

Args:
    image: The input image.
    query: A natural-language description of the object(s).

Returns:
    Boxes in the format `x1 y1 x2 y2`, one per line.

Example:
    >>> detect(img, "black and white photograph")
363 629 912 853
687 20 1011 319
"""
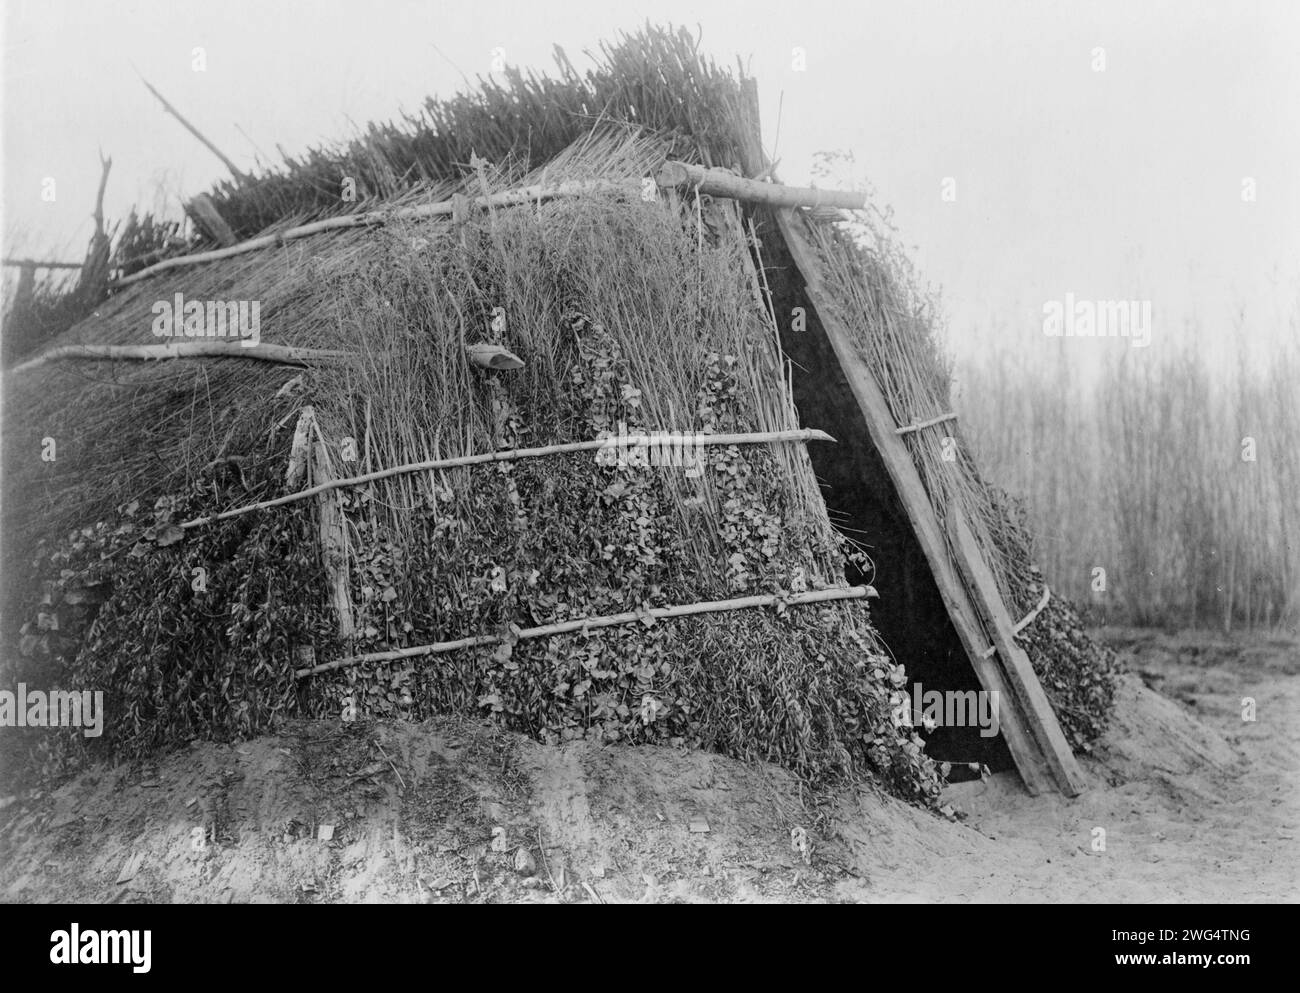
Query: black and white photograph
0 0 1293 957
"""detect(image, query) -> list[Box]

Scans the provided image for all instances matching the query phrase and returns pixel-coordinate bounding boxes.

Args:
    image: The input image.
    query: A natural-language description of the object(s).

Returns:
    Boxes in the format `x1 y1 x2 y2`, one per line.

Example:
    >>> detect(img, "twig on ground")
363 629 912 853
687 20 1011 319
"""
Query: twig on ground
536 827 560 895
373 741 407 791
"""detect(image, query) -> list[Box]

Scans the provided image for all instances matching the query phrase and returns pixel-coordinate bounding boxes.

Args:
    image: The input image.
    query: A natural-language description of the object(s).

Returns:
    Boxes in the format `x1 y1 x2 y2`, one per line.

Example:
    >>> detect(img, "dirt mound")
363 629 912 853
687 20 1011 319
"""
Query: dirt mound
0 717 854 903
1095 674 1243 781
2 632 1295 903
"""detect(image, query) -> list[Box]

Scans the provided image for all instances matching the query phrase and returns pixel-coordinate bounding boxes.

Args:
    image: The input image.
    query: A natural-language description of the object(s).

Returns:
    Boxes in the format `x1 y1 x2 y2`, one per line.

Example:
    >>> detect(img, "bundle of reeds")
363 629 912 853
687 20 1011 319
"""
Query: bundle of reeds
184 26 756 246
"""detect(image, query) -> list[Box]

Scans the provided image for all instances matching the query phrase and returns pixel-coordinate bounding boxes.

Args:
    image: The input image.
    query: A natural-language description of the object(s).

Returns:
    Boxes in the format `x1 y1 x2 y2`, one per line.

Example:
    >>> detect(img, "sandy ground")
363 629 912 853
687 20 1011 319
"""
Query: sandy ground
0 628 1295 903
842 628 1299 902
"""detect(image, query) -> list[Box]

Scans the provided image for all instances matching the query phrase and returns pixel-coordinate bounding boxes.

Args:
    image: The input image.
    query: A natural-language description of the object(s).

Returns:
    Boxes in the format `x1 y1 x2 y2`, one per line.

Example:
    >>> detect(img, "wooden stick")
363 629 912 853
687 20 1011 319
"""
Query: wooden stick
186 193 238 246
76 153 113 304
656 161 867 211
284 406 315 490
108 169 866 290
91 151 111 238
312 423 356 642
179 428 837 531
979 584 1052 658
11 342 352 374
140 75 246 181
11 262 36 313
3 258 84 270
295 585 869 677
895 411 958 435
110 178 639 288
1013 583 1052 634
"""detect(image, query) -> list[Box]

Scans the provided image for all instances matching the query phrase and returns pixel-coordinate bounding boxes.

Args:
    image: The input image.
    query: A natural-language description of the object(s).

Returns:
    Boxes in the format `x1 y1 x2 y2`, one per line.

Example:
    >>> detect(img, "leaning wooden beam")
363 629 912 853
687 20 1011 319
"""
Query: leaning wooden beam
11 342 351 374
949 510 1086 796
140 75 247 181
295 585 869 678
771 207 1055 797
111 177 638 288
180 428 836 531
656 160 867 211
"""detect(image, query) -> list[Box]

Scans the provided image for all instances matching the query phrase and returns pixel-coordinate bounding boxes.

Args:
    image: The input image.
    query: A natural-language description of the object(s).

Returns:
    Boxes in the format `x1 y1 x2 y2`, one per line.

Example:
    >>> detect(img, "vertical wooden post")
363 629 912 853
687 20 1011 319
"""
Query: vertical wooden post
14 262 36 309
285 406 315 490
76 153 113 307
287 407 354 641
311 430 356 643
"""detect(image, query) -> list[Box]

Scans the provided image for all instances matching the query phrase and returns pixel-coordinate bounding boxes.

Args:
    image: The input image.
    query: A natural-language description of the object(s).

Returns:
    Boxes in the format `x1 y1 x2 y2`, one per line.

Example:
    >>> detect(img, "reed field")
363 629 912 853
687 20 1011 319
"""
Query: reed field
955 323 1299 632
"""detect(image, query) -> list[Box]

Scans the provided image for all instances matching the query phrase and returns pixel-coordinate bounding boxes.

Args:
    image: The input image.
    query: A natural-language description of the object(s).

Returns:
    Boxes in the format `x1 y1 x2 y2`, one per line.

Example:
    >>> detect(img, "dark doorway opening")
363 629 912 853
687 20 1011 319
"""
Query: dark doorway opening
756 216 1014 779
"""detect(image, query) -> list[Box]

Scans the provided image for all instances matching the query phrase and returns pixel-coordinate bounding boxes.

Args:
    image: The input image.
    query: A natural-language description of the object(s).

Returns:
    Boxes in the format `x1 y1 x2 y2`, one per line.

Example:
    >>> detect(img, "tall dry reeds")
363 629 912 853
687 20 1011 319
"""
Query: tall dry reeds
956 323 1299 631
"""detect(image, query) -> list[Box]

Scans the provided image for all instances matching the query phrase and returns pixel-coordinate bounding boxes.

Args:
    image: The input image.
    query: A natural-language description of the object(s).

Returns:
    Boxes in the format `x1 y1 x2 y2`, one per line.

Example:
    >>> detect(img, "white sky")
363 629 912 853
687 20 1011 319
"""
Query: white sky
2 0 1297 363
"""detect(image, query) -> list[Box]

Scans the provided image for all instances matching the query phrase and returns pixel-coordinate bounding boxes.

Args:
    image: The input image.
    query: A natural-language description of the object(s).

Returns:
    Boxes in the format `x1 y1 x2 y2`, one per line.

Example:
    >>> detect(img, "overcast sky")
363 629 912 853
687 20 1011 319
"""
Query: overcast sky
2 0 1297 362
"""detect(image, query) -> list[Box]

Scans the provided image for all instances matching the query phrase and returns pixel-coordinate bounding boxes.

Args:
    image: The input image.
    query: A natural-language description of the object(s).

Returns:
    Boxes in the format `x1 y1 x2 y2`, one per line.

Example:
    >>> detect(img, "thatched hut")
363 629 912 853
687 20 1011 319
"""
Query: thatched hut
1 26 1117 801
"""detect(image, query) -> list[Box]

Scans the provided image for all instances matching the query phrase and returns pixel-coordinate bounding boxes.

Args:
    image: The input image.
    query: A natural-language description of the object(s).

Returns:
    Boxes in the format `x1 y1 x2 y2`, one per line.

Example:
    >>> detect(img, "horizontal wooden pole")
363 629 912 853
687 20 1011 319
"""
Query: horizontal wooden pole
10 342 352 374
895 411 958 435
3 258 85 270
295 585 869 677
656 161 867 211
180 428 837 531
111 178 639 288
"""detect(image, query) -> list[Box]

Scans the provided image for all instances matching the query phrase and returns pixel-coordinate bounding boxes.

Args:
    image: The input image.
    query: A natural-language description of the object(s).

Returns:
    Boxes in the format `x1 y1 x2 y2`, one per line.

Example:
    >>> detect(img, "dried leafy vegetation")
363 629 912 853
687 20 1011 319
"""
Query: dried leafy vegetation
6 476 336 783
